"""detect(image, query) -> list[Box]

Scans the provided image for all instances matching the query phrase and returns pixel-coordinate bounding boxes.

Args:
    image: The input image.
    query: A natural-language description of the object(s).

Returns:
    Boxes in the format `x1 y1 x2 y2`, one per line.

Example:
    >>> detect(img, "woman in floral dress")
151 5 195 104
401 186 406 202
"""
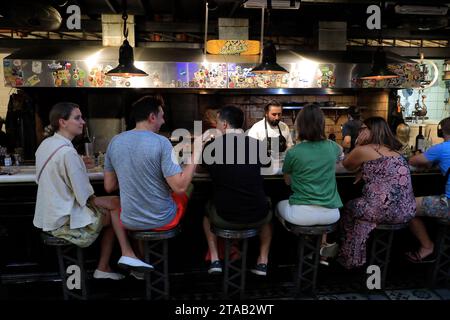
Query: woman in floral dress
338 117 416 268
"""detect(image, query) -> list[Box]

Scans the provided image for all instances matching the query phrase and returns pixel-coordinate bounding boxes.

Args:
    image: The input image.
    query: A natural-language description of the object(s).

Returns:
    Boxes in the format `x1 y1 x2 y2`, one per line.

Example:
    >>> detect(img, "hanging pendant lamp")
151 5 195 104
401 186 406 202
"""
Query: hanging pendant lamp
360 46 398 80
251 40 288 74
106 1 148 78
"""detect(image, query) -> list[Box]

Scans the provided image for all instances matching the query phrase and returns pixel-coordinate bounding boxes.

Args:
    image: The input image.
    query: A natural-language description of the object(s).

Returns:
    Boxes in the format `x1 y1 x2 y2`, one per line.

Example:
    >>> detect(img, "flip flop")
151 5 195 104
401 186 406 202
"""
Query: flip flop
405 250 436 264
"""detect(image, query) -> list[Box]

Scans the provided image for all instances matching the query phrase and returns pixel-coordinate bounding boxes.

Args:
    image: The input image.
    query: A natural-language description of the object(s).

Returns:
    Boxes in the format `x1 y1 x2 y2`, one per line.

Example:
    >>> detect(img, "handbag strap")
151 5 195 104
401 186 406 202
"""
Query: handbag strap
37 144 69 182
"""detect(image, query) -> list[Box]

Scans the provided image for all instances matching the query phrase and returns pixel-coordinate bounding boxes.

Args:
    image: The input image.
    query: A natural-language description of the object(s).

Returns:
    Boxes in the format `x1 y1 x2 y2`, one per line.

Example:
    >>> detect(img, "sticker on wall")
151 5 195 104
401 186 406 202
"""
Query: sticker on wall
32 61 42 74
87 67 109 87
72 68 86 87
52 69 71 87
26 74 40 86
48 62 63 70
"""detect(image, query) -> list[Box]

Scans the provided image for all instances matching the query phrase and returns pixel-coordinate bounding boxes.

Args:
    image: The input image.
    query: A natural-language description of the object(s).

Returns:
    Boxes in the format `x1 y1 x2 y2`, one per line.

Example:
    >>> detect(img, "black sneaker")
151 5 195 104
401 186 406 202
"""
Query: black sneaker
208 260 223 274
250 263 267 276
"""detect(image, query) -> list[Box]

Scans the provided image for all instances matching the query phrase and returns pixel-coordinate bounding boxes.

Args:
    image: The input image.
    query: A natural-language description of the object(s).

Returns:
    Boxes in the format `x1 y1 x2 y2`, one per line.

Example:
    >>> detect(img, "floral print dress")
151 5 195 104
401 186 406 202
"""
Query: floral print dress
338 152 416 269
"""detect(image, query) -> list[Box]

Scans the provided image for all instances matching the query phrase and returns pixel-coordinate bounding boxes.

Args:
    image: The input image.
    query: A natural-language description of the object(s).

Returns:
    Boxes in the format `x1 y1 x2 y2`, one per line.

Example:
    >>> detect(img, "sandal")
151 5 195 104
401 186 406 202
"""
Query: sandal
405 250 436 264
320 242 339 258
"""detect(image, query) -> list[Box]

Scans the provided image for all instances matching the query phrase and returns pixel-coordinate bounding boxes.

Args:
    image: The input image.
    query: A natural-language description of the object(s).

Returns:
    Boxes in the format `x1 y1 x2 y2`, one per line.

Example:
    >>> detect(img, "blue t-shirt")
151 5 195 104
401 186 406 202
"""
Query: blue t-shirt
104 130 182 229
424 141 450 198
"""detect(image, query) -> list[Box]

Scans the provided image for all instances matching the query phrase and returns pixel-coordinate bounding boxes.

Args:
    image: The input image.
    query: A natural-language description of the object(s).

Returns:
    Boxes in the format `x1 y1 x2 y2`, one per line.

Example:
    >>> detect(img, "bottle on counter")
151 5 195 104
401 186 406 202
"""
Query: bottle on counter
415 125 425 153
4 154 12 167
97 152 105 168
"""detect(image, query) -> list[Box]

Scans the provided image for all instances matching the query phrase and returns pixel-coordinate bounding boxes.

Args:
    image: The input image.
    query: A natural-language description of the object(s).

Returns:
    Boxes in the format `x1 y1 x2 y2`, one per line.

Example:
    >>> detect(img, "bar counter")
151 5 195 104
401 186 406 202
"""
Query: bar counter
0 165 442 183
0 164 445 285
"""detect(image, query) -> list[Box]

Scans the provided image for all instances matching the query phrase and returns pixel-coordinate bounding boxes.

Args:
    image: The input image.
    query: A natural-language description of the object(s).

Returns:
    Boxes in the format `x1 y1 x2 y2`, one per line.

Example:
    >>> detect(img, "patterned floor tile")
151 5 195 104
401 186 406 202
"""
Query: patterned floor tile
365 291 389 300
317 293 368 300
385 289 441 300
433 288 450 300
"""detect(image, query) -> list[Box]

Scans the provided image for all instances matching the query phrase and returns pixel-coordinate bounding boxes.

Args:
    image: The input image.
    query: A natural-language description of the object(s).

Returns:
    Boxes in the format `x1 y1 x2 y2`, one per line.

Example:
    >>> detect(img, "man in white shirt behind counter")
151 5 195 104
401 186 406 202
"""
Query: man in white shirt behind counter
247 100 294 174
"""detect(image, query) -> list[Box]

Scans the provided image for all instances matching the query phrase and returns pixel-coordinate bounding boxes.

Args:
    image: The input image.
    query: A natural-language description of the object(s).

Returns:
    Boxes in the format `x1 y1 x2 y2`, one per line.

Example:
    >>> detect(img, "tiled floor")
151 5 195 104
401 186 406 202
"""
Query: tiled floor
1 263 449 300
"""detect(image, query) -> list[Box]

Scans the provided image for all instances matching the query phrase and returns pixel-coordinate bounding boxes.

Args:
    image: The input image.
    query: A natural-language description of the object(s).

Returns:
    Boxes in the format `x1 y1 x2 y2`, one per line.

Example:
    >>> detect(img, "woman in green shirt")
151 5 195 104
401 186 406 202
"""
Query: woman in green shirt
277 104 343 263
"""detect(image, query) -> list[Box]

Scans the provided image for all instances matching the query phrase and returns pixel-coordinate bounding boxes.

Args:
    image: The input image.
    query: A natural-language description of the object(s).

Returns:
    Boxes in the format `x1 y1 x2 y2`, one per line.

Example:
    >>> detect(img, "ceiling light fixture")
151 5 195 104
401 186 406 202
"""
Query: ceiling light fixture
106 0 148 78
360 3 398 81
251 40 288 74
360 45 398 80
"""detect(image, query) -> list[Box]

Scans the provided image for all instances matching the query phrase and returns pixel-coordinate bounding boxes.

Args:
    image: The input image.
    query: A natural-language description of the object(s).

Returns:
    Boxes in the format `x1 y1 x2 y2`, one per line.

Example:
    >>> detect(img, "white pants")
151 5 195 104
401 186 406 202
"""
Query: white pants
276 200 340 226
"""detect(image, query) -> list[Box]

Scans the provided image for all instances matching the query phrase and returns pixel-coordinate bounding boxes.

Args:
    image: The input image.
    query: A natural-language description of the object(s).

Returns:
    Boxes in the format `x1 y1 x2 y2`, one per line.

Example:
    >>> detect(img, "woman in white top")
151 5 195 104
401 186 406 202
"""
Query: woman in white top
34 102 153 280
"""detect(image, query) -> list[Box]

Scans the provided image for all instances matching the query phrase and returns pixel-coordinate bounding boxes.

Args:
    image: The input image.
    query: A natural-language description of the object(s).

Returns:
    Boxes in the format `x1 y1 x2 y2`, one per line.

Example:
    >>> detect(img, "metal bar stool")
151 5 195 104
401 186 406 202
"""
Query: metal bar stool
430 219 450 288
41 232 89 300
130 226 181 300
369 223 408 289
277 216 337 295
211 226 259 300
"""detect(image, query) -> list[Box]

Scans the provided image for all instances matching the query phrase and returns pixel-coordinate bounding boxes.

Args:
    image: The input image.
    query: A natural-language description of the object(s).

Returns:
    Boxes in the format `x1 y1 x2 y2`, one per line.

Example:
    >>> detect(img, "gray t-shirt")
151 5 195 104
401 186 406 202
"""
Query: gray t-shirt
104 130 182 230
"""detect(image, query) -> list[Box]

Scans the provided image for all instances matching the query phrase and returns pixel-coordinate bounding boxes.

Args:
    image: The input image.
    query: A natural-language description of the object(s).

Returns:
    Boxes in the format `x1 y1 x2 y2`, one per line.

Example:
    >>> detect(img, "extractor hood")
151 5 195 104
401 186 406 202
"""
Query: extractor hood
3 46 420 89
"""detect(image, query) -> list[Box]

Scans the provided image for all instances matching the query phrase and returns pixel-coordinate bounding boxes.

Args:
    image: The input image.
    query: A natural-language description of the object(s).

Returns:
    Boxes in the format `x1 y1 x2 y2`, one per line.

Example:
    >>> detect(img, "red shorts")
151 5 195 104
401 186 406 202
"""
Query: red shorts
152 192 188 231
119 192 188 231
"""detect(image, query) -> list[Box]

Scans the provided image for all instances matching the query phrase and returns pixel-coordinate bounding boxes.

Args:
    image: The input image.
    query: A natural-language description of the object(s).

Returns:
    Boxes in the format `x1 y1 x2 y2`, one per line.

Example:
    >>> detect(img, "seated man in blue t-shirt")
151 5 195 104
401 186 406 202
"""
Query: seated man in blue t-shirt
407 117 450 263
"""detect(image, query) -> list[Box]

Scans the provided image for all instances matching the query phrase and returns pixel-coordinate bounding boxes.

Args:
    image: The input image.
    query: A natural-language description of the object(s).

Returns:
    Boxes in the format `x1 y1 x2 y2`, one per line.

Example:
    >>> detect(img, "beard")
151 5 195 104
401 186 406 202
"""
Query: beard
268 119 280 126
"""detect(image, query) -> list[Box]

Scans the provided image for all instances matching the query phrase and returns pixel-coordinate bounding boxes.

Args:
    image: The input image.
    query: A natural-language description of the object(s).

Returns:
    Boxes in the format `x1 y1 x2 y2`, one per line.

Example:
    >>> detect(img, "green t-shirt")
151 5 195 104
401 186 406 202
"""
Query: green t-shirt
282 139 343 208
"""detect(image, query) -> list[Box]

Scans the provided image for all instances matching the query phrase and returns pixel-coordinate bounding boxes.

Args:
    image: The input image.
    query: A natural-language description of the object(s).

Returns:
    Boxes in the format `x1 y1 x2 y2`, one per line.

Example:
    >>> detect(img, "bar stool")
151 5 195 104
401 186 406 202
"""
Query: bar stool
430 218 450 288
130 226 181 300
368 223 408 289
41 232 89 300
277 216 337 295
211 226 259 300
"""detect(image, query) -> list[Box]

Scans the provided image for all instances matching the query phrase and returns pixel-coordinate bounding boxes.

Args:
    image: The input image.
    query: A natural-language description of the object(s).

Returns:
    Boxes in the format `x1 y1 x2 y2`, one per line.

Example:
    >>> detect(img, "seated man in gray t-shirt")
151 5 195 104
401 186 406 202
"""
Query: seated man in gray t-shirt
104 96 197 230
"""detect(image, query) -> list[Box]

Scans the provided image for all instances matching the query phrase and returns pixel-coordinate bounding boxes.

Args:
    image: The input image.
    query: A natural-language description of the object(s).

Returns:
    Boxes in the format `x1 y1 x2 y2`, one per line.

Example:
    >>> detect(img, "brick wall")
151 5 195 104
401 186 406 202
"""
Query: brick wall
197 93 391 145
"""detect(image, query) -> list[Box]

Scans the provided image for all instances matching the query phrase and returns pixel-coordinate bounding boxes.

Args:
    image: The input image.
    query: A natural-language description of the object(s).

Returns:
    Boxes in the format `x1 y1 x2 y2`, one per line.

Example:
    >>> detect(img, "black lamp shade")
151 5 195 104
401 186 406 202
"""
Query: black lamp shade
251 40 288 74
106 39 148 78
360 47 398 80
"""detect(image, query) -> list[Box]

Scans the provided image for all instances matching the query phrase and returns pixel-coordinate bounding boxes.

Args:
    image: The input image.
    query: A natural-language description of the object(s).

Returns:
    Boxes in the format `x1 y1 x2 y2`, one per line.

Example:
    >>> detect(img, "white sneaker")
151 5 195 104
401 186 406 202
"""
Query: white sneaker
130 270 145 280
117 256 154 272
93 269 125 280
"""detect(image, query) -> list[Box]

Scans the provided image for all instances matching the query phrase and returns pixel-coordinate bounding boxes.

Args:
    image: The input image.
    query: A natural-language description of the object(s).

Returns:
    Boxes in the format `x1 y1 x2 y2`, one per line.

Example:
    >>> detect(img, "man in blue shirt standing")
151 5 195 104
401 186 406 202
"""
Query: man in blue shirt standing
407 117 450 263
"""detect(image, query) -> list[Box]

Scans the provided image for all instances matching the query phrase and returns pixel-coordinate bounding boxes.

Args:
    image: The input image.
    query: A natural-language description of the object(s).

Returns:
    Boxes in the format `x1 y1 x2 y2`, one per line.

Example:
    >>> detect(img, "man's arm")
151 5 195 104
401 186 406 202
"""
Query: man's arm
341 135 351 149
165 136 203 194
283 173 291 186
165 163 196 194
104 170 119 193
409 153 432 168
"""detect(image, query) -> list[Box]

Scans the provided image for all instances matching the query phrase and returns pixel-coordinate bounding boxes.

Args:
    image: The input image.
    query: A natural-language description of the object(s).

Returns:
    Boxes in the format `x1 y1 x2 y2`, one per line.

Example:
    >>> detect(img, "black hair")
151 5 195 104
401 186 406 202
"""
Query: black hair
217 105 244 129
131 96 163 123
264 100 282 113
